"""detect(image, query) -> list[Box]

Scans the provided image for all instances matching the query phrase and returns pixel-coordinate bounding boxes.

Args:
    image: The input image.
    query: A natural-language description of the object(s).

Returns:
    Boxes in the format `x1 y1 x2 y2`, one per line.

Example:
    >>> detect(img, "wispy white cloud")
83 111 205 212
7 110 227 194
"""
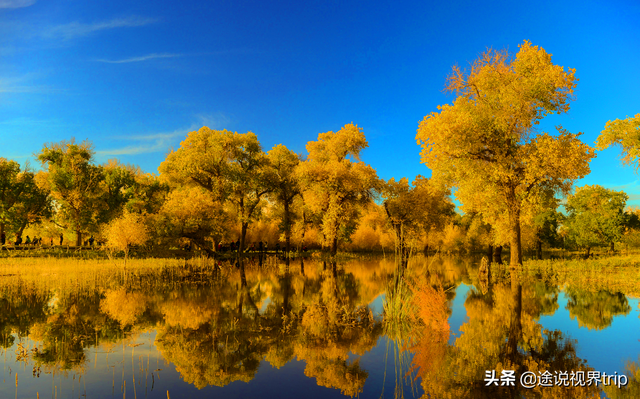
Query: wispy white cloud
96 114 231 156
95 53 181 64
0 75 53 94
0 0 35 9
96 129 184 156
42 16 158 40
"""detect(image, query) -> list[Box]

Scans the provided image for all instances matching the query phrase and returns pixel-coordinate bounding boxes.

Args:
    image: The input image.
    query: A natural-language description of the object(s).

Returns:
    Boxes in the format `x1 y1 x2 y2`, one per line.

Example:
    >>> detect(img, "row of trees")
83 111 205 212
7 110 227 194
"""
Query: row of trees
0 125 455 256
432 184 638 257
3 40 639 262
2 134 635 260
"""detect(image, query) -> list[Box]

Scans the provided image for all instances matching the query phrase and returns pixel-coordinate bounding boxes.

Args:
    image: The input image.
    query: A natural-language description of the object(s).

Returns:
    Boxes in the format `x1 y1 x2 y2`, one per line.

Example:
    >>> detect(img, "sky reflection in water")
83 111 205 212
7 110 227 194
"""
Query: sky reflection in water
0 255 637 398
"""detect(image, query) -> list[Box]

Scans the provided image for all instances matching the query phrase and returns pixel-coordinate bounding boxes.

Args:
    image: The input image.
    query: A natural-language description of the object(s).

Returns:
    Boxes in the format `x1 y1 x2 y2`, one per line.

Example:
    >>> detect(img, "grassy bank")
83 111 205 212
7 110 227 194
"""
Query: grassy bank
501 255 640 297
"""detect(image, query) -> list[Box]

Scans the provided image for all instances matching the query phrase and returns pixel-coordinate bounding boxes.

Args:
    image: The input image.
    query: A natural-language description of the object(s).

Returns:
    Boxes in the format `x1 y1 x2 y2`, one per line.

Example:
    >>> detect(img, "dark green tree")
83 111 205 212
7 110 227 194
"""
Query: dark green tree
564 185 628 254
38 139 104 246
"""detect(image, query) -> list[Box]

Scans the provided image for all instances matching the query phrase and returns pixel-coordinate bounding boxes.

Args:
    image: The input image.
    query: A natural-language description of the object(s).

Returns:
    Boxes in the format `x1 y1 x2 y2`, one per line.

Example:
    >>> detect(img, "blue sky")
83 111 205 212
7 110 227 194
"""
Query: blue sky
1 0 639 207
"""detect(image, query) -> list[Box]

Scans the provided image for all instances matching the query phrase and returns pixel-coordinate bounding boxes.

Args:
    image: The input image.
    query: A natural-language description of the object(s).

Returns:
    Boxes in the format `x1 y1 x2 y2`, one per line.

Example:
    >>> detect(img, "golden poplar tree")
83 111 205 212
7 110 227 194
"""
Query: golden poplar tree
416 41 595 267
297 123 379 256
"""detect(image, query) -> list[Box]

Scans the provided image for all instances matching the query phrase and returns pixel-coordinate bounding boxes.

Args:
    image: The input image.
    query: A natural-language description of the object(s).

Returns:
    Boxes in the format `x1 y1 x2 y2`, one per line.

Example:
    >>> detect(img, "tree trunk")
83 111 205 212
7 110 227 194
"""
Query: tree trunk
505 275 522 364
610 241 615 252
493 245 502 264
509 211 523 267
284 200 291 253
487 245 494 263
239 258 247 288
331 237 338 257
240 222 248 254
536 238 542 260
76 229 82 247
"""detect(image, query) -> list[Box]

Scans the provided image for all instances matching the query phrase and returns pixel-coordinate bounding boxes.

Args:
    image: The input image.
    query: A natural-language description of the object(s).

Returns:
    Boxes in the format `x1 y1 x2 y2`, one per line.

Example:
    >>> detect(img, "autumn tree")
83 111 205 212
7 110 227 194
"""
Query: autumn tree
0 159 24 240
98 160 169 228
99 159 138 224
416 41 595 267
0 159 50 242
297 123 379 256
267 144 301 253
38 139 104 246
159 127 272 252
103 211 149 264
381 175 453 262
564 185 628 254
152 186 228 254
596 114 640 167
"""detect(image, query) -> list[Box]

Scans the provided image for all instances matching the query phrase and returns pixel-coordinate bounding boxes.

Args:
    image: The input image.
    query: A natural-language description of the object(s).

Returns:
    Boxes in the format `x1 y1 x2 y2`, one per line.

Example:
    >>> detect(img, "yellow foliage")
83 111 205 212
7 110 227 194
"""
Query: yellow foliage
441 223 465 253
297 123 379 252
103 211 148 254
416 41 595 265
100 289 148 326
161 300 213 330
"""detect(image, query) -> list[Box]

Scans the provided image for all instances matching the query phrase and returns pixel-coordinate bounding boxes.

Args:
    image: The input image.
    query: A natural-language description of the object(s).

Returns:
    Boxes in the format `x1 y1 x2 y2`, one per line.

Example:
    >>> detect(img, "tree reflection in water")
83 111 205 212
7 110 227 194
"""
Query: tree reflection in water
410 272 600 398
0 256 633 398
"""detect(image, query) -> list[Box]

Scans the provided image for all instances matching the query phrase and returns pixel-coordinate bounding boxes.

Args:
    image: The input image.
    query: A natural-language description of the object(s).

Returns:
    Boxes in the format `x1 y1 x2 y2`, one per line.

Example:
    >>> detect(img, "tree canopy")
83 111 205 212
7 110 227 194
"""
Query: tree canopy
596 114 640 167
564 185 628 253
159 127 272 251
297 123 379 256
37 139 104 246
416 41 595 266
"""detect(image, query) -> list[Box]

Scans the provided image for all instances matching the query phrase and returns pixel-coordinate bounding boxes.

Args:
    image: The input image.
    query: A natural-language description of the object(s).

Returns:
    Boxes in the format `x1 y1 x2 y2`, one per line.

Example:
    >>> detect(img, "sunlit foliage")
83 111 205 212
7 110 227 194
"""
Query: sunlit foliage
416 41 595 266
103 210 149 262
159 127 272 251
297 123 379 255
37 139 104 246
0 160 51 242
596 114 640 167
266 144 301 252
153 185 227 253
382 176 454 260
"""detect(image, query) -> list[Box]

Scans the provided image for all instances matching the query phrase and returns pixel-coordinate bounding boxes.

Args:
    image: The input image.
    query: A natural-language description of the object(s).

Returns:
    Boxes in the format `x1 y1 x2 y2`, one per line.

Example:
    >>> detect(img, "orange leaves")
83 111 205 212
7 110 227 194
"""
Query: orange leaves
407 280 450 381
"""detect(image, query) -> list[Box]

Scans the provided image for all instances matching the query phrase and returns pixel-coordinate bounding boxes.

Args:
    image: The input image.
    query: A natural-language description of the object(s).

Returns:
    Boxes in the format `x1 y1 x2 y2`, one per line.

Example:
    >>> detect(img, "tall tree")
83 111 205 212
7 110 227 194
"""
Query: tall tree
416 41 595 267
595 114 640 167
267 144 301 253
37 140 103 246
297 123 379 256
159 127 271 252
564 185 628 255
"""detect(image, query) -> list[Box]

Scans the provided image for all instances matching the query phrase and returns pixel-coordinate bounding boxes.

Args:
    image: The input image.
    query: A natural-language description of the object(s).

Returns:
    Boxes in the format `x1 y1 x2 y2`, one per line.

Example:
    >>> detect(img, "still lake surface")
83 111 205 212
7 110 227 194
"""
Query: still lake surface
0 255 638 398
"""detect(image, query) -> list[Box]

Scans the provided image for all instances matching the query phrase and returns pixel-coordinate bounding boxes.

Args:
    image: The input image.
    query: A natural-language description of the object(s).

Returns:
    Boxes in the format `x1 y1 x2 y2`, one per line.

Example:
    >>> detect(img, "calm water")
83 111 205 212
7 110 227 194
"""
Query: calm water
0 255 638 398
